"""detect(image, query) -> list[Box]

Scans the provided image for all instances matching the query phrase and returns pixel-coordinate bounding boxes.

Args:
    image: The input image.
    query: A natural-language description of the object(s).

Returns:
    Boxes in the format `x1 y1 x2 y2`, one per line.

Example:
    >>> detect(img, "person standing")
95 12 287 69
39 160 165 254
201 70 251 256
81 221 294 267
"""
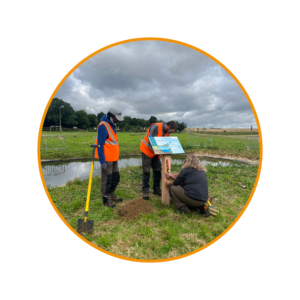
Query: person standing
140 121 178 200
95 108 124 208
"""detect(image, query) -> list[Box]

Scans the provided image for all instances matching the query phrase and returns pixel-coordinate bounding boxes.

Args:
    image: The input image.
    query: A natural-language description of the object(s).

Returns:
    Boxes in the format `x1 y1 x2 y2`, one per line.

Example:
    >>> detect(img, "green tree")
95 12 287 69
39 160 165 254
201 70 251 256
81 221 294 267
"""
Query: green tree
61 103 76 127
97 112 105 121
44 98 64 126
149 116 157 124
176 121 187 132
65 114 78 127
123 116 132 124
130 118 138 126
75 110 90 130
120 116 132 131
124 124 131 131
118 121 126 131
145 120 150 128
87 114 98 128
138 119 148 130
44 98 75 127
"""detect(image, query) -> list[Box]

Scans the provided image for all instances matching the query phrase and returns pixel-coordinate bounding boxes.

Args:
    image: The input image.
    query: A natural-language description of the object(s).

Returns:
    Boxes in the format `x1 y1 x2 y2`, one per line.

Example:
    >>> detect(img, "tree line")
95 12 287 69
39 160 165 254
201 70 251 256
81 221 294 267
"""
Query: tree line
43 98 187 132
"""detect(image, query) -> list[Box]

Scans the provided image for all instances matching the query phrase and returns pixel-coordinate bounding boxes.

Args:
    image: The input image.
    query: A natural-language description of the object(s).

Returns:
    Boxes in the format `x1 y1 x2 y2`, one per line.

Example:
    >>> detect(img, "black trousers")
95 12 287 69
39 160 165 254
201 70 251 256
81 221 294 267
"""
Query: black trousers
101 161 120 197
142 152 161 191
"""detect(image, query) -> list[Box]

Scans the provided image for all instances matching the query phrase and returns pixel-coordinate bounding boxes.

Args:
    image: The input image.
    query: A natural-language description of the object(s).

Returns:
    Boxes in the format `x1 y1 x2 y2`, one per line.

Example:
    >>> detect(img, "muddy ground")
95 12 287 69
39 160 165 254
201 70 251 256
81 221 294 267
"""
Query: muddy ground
184 128 258 133
118 198 154 220
193 151 259 165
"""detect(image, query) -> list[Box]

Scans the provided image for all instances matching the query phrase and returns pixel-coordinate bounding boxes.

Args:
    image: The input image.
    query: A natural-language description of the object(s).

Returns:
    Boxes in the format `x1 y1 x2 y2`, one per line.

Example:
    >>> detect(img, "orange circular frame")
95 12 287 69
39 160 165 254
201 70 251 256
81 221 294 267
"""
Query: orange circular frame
38 37 263 263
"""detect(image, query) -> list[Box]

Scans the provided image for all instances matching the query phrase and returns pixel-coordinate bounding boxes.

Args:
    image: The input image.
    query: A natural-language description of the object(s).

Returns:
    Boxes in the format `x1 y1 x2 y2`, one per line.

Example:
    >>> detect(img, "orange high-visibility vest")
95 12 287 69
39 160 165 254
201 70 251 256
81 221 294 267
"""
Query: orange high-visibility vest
140 123 169 158
95 121 119 161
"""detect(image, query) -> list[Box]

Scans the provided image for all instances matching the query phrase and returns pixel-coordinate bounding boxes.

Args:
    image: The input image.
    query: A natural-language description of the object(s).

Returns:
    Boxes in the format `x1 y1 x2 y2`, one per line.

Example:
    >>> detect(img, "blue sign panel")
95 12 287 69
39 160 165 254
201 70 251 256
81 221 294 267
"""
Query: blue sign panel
149 137 185 155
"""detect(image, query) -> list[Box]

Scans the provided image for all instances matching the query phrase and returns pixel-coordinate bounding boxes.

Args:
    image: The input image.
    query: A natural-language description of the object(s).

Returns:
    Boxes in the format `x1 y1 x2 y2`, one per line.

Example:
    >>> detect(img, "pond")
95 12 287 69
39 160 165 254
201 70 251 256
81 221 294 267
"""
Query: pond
41 155 241 187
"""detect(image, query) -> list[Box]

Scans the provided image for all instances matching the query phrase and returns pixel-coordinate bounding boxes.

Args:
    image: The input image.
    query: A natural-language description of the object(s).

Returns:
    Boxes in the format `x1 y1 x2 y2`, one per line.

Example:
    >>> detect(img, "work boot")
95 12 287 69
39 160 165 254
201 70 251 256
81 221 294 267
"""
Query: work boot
187 205 197 212
203 205 212 217
178 205 190 214
153 187 162 196
142 188 149 200
111 196 123 203
103 196 116 208
197 206 205 215
111 191 123 203
197 206 211 217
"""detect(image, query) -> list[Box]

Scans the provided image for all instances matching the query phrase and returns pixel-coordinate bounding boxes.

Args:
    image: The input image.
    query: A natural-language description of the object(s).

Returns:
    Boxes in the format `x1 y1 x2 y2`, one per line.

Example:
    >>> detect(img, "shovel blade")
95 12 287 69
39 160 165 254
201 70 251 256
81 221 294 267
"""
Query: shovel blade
77 219 94 234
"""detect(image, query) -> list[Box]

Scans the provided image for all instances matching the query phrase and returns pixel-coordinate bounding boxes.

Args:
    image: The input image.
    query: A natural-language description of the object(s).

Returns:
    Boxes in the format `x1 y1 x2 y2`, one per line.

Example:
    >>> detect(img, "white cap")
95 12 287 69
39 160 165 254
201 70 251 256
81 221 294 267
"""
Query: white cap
108 107 123 121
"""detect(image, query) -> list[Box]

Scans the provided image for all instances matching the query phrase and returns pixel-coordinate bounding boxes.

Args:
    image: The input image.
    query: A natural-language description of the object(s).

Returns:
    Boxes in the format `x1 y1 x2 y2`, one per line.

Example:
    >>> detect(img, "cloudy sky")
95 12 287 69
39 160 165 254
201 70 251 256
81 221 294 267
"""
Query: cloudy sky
55 40 256 128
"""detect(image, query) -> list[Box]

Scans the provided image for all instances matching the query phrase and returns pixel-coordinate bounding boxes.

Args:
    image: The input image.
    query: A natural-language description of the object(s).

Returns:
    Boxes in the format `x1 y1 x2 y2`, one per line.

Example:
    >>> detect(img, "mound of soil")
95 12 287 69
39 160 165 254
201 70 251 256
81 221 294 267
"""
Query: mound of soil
118 198 153 220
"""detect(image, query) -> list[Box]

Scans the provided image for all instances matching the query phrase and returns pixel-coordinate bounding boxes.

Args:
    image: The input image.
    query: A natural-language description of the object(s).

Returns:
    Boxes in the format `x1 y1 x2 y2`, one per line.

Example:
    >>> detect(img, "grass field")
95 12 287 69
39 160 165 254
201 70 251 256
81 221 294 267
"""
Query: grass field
48 161 258 260
40 131 260 160
42 129 261 260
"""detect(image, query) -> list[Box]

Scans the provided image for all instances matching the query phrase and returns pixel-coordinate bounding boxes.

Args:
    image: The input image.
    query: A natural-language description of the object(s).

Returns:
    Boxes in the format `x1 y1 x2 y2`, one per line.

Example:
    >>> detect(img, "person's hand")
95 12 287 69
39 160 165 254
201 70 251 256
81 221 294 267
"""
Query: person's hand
165 180 170 187
165 173 175 180
101 163 107 170
164 172 170 180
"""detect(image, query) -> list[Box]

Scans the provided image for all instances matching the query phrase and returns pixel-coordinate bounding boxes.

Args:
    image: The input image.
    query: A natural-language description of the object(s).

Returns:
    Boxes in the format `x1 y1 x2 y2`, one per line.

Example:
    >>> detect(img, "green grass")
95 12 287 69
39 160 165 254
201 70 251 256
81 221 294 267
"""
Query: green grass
48 161 259 260
40 131 260 160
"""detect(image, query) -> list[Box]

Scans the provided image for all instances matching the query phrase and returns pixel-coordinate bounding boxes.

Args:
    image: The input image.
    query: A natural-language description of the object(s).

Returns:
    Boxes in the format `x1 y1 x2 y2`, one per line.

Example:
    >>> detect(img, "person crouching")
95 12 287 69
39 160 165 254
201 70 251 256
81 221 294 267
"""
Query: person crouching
164 155 208 214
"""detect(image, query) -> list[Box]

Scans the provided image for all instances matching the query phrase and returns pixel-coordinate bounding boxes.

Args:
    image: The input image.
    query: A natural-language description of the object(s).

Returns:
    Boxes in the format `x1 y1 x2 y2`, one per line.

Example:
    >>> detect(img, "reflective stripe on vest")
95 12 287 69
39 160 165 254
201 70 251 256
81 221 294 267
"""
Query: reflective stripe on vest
141 132 152 150
140 123 169 158
95 121 119 161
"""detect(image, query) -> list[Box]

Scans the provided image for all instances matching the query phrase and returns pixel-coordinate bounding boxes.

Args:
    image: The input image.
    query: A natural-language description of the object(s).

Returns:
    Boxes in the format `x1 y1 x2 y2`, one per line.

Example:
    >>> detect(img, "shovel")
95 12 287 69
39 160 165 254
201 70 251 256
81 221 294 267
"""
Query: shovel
77 144 99 234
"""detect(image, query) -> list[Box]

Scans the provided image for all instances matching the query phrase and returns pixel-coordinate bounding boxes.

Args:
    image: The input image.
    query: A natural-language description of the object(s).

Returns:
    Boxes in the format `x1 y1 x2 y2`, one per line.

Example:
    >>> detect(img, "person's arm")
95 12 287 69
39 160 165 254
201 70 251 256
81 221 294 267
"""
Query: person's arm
166 180 173 187
164 172 179 181
165 171 185 187
148 124 159 137
97 124 109 168
172 170 186 186
148 124 159 151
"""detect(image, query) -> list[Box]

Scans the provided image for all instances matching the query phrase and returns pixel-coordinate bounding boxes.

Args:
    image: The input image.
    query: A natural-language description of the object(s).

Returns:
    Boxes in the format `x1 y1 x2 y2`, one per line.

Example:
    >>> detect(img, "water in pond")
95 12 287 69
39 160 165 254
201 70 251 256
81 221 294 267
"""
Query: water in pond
41 155 240 187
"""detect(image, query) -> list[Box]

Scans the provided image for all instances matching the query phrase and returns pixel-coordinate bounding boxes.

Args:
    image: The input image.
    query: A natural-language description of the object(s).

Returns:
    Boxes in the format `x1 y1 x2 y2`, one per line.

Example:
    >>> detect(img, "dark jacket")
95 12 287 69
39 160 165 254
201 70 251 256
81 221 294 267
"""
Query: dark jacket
97 114 117 164
173 168 208 202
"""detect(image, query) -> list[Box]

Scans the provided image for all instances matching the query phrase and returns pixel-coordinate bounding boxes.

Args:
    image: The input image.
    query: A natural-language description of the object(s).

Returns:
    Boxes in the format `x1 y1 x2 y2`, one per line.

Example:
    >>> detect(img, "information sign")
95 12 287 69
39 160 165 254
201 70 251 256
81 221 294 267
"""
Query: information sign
149 137 185 155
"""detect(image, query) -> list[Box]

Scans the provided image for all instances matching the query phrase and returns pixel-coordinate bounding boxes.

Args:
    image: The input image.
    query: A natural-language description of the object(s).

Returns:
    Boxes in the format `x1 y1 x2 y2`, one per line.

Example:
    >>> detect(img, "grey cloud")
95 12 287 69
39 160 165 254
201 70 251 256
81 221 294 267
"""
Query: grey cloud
55 40 256 128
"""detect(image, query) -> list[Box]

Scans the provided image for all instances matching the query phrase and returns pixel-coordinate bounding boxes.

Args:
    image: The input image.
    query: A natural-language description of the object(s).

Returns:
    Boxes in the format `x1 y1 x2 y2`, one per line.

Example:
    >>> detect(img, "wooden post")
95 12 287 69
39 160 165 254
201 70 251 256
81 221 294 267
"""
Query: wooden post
161 154 171 205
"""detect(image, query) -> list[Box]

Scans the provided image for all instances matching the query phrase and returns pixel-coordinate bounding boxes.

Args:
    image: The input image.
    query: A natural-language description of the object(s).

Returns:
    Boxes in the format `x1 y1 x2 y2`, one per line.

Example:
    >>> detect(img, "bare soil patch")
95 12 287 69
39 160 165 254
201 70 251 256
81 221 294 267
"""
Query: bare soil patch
185 128 258 133
118 198 153 220
193 150 259 165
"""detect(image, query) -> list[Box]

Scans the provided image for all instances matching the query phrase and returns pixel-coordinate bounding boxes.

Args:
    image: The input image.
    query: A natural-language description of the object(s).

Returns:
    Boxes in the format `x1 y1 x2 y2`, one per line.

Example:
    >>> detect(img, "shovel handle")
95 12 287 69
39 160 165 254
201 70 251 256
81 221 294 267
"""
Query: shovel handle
85 161 93 211
89 144 100 162
85 154 94 213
